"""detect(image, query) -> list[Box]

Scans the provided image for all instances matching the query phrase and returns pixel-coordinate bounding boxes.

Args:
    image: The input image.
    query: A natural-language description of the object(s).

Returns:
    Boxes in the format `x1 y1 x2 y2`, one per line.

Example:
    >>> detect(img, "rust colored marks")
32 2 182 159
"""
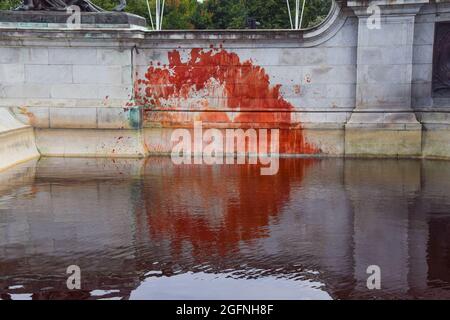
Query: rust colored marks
17 106 37 126
102 95 110 106
304 74 312 84
136 48 320 154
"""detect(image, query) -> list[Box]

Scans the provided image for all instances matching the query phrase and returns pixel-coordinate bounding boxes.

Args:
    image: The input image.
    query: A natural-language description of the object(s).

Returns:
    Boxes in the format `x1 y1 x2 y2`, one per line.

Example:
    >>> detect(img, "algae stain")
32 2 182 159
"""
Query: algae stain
128 106 142 129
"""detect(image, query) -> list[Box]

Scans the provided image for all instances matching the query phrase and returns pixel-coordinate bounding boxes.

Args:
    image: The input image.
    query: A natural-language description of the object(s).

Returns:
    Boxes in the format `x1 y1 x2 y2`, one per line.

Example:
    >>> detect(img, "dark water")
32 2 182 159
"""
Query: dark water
0 157 449 300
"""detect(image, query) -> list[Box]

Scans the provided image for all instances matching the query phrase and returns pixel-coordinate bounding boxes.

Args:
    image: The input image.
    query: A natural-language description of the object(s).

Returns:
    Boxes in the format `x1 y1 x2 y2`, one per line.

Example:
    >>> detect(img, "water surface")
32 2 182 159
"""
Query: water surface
0 157 449 300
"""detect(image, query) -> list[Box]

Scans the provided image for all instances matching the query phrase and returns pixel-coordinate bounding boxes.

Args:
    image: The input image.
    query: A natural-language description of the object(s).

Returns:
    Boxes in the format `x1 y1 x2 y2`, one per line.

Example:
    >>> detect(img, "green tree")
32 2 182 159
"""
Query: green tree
203 0 332 29
94 0 202 29
0 0 332 30
204 0 247 29
0 0 20 10
161 0 200 30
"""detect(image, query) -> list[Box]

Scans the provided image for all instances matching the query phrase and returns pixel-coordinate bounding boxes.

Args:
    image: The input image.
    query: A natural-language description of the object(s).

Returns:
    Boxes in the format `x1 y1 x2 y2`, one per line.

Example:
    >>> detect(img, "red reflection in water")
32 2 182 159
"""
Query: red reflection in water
144 159 316 257
135 47 319 154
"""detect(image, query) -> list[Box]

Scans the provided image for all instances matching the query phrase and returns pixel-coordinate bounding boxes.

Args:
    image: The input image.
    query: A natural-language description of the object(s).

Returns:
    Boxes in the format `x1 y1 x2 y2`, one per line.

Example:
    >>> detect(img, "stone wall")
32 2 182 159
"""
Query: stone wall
0 0 449 159
0 108 39 171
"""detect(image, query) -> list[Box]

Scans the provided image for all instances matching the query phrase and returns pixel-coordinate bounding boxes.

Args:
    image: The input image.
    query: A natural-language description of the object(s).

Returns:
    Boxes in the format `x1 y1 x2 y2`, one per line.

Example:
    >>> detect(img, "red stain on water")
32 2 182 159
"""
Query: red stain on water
144 159 317 257
135 47 319 154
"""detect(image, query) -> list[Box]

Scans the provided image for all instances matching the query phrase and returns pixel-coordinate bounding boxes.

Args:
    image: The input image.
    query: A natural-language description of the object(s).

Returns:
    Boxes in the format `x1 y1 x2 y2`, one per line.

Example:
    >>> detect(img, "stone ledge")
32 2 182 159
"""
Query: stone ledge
345 112 422 130
0 10 146 29
0 126 40 171
35 128 148 158
0 107 40 171
11 106 142 130
345 127 422 157
345 123 422 130
423 125 450 158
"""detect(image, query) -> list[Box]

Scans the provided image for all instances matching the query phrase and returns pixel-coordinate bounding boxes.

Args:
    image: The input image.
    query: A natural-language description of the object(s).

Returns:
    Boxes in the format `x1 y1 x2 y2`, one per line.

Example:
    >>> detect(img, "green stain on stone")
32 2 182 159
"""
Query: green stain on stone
128 107 142 129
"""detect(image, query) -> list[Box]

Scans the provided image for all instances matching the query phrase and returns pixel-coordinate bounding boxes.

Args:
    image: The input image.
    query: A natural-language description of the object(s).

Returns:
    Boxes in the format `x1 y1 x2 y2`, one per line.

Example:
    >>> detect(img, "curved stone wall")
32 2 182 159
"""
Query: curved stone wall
0 108 39 171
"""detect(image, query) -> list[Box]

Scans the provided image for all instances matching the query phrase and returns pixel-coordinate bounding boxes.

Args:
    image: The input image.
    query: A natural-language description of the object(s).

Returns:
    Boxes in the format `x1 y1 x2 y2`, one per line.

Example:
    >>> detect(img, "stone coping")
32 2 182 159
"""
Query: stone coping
0 10 146 27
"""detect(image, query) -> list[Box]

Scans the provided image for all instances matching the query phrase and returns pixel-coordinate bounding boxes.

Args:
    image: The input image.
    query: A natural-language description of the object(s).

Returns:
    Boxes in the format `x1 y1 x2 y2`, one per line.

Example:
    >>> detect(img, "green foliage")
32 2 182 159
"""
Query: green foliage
0 0 20 10
0 0 332 30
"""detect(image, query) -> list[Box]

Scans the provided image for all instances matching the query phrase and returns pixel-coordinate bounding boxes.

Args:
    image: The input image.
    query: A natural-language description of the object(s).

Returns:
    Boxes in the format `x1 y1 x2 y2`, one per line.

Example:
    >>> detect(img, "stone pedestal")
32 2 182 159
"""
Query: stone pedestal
0 10 147 29
345 0 425 157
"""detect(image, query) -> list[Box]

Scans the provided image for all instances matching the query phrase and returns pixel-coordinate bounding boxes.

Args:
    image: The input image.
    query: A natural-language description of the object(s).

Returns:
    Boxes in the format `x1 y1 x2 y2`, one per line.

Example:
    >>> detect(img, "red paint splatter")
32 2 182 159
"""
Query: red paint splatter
136 48 292 111
135 48 319 154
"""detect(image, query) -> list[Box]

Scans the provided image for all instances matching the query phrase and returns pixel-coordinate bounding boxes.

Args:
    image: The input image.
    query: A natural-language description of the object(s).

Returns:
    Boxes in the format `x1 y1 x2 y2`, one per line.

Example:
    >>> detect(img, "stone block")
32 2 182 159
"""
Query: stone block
73 65 122 85
413 22 435 45
50 84 99 99
345 127 422 157
49 107 97 128
49 48 97 65
303 128 345 155
97 49 131 65
0 48 23 64
0 64 25 83
0 84 50 98
357 16 414 47
121 66 132 85
422 124 450 159
0 48 48 64
97 86 132 100
323 22 358 47
35 128 148 158
357 46 413 66
359 65 411 84
326 47 357 66
413 44 433 63
25 65 72 84
356 84 412 109
27 48 49 64
326 84 356 99
411 63 432 83
97 107 137 129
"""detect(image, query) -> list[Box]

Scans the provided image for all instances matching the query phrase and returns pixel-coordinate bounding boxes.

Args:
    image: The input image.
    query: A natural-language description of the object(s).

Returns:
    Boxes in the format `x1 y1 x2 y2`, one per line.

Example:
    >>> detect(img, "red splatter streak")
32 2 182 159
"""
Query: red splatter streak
135 48 319 154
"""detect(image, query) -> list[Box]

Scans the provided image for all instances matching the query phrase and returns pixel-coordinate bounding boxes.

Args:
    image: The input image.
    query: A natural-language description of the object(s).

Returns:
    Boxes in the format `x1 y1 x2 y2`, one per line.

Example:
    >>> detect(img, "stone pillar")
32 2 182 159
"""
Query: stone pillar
345 0 426 157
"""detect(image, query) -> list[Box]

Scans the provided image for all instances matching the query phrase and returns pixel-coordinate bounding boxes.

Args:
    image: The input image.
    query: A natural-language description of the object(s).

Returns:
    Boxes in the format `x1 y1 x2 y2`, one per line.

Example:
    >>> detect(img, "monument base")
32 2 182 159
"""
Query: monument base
0 10 147 29
344 112 423 158
0 108 39 172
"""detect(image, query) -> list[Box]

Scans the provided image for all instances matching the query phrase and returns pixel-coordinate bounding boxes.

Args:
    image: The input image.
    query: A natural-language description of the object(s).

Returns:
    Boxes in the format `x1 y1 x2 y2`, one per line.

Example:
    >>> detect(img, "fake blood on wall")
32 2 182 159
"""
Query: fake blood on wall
134 46 319 154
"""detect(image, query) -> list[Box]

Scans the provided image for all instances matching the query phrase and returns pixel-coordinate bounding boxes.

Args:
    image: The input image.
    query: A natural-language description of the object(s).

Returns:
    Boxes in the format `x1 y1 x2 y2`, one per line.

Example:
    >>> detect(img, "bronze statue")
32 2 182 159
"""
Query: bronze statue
16 0 127 12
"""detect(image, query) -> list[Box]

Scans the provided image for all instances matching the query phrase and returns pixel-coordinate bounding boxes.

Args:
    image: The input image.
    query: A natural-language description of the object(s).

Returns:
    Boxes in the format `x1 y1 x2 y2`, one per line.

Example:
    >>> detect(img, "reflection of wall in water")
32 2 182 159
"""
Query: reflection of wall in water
344 160 428 298
0 158 449 299
0 158 147 298
258 159 355 297
411 161 450 297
